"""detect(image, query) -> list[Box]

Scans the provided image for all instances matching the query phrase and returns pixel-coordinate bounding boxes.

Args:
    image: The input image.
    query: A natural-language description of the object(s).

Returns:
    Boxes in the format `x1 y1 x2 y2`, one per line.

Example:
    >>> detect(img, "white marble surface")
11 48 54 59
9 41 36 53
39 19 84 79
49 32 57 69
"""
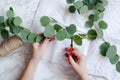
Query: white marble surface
0 0 120 80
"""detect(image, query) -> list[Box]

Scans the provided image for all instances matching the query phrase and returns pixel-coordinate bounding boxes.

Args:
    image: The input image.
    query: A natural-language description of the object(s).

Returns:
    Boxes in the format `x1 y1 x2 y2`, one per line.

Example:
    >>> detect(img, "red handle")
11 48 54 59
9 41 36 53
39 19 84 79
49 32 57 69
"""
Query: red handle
68 47 74 64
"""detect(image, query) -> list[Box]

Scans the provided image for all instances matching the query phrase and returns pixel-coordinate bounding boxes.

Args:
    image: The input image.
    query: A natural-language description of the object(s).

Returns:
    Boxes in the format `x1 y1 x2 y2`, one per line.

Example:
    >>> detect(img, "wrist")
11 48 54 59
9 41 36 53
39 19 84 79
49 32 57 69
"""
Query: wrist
79 71 89 80
30 57 41 64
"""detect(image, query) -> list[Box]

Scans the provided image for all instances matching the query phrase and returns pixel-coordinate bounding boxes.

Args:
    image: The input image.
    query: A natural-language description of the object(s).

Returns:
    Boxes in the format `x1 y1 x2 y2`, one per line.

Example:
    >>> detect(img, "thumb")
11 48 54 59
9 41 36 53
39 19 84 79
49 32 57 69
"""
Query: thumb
69 56 76 67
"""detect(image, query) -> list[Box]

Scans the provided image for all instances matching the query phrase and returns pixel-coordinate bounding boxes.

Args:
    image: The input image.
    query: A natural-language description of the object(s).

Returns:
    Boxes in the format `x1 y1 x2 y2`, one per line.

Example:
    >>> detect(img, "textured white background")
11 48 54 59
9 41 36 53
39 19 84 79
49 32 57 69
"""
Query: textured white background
0 0 120 80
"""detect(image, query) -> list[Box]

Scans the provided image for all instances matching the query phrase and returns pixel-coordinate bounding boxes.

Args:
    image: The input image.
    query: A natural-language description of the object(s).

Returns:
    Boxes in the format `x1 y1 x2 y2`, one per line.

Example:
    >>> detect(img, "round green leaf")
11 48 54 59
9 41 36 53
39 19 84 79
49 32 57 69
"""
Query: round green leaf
1 29 9 40
67 0 75 4
12 26 22 34
89 14 99 22
100 0 108 6
28 33 37 43
96 29 103 38
0 16 4 24
85 20 93 28
73 35 82 45
0 24 5 31
69 5 76 13
66 24 76 34
20 30 30 41
13 17 22 26
110 55 119 64
87 29 97 40
54 24 63 32
56 29 66 40
7 17 15 27
106 45 117 59
100 42 110 56
74 1 83 9
35 36 43 42
44 25 55 38
40 16 50 26
116 61 120 73
95 3 105 12
6 10 14 18
99 20 108 29
79 5 88 14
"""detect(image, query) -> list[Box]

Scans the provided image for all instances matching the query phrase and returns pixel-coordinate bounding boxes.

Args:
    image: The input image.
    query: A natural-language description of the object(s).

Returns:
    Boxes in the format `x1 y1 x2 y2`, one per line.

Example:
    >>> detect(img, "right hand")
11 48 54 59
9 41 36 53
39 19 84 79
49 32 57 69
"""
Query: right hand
65 48 89 80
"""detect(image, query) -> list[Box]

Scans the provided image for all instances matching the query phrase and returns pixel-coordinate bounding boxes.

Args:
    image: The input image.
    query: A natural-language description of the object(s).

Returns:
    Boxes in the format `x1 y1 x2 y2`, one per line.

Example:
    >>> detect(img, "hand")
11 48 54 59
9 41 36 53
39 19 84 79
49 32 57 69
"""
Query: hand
65 48 89 80
32 38 49 61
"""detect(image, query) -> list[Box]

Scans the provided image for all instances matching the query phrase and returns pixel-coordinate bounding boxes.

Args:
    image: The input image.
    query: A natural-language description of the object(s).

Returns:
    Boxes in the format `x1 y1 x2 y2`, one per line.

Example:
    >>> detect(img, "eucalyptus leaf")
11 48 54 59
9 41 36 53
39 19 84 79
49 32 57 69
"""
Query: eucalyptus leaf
110 55 119 64
0 16 4 24
35 35 43 42
85 20 93 28
20 30 30 41
44 25 55 38
0 24 5 31
13 17 22 26
106 45 117 59
27 33 37 43
73 35 82 45
12 26 22 34
87 29 97 40
56 29 66 40
67 0 75 4
100 0 108 6
99 20 108 29
6 10 14 18
74 1 83 9
1 29 9 40
40 16 50 26
100 42 110 56
116 61 120 73
95 3 105 12
89 14 99 22
66 24 76 34
54 24 63 32
69 5 76 13
7 17 14 27
96 29 103 38
79 5 88 14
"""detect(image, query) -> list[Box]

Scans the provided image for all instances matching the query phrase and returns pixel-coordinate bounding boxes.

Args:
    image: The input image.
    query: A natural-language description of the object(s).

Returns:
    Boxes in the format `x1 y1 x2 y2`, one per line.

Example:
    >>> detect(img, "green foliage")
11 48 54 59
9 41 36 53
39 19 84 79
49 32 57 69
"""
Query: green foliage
67 0 75 4
110 55 119 64
13 17 22 26
87 29 97 40
0 1 120 73
74 1 83 9
69 5 76 13
54 24 62 32
106 45 117 59
116 61 120 72
44 25 55 38
99 20 108 29
7 10 14 18
40 16 50 26
79 5 88 14
0 16 4 24
85 20 93 28
27 33 37 43
66 24 76 35
35 36 43 42
1 29 9 39
73 35 82 45
100 42 110 56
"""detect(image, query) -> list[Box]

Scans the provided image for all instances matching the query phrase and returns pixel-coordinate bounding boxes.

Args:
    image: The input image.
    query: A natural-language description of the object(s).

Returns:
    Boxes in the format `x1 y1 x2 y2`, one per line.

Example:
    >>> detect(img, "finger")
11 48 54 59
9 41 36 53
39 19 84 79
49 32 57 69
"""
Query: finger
65 47 70 51
33 42 40 48
69 56 77 67
41 38 49 46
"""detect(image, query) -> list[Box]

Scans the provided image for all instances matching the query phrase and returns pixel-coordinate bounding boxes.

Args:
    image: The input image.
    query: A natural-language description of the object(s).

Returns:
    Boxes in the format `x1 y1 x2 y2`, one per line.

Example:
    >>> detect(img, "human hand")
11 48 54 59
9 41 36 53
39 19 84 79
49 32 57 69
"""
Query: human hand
65 48 89 80
32 38 49 61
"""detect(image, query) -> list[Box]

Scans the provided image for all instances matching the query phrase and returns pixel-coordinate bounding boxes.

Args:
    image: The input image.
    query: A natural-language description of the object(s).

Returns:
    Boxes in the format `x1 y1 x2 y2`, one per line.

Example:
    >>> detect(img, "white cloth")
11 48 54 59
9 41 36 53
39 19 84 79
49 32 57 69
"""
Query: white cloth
32 0 120 80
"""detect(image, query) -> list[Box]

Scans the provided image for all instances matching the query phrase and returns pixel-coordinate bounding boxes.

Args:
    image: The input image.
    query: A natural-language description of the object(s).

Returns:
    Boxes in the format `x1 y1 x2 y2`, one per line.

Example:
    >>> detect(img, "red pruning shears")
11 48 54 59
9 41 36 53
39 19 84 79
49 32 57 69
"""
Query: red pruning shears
68 38 74 64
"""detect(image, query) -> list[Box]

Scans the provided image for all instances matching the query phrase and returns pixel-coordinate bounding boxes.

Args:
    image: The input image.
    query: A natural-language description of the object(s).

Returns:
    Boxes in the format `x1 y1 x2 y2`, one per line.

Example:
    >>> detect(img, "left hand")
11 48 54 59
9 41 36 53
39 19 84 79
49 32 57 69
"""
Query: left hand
32 38 49 61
